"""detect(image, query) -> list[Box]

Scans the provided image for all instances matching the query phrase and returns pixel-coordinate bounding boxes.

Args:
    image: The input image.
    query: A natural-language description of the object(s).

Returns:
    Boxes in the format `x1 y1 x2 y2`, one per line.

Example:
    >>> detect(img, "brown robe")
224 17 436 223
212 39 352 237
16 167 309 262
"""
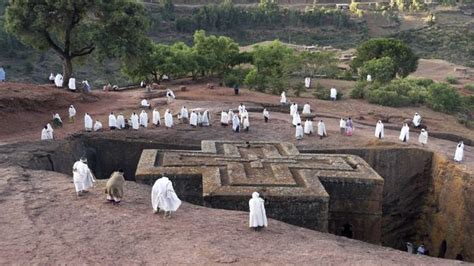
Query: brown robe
105 172 125 200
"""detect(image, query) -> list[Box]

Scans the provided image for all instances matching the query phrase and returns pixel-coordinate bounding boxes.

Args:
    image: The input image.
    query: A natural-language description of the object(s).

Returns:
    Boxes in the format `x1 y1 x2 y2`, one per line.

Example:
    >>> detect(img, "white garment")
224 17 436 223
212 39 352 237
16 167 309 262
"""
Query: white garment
53 113 62 123
164 110 173 128
249 192 268 228
68 77 76 91
180 107 189 120
419 130 428 145
152 110 161 126
304 120 313 134
367 74 372 82
302 104 311 115
290 103 298 117
228 110 234 124
221 111 228 124
399 125 410 141
318 121 327 137
49 73 55 81
139 111 148 128
54 74 63 87
413 114 421 127
304 77 311 88
295 125 304 139
280 92 287 104
339 119 346 129
151 177 181 212
454 142 464 162
238 104 246 115
243 116 250 130
166 89 176 100
68 106 76 118
190 112 198 126
202 110 210 126
41 128 50 140
232 115 240 131
84 114 93 131
240 110 248 124
109 114 117 128
263 109 269 119
131 114 139 130
330 88 337 99
141 99 150 107
375 121 384 139
292 112 301 126
197 112 202 125
116 115 125 129
72 160 95 192
93 121 102 131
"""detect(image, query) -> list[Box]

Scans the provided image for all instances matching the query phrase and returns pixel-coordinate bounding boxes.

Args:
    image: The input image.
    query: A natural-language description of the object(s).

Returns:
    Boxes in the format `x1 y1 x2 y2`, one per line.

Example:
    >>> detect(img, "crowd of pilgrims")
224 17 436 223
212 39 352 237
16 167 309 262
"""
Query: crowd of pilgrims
39 85 466 232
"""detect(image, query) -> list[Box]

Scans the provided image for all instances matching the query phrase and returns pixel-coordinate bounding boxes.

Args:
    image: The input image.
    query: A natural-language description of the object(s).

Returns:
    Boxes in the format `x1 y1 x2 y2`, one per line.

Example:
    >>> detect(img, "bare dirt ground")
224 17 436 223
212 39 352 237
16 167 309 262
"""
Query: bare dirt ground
0 167 461 265
411 59 474 87
0 82 473 264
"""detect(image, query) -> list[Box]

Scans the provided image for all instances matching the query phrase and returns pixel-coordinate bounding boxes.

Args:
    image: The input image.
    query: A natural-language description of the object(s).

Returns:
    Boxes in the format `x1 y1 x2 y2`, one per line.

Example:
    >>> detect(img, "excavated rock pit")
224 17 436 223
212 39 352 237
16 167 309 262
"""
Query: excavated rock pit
0 133 471 262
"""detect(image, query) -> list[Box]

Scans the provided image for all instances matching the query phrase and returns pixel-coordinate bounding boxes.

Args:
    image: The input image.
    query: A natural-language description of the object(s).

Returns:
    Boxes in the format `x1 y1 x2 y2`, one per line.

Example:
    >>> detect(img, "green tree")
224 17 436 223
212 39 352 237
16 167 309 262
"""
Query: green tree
427 83 462 113
351 38 418 78
5 0 149 87
123 42 173 83
359 57 397 83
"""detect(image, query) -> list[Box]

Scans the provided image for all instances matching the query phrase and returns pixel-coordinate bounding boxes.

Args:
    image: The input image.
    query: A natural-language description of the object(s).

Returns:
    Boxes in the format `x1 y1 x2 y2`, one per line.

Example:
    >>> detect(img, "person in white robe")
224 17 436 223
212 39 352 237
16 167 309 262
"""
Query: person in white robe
228 110 234 124
49 73 55 84
240 109 248 124
304 119 313 135
166 89 176 104
346 117 354 136
302 103 311 115
151 176 182 218
375 120 384 139
412 113 422 128
304 77 311 88
318 120 327 139
139 110 148 128
41 125 52 140
68 76 76 91
68 105 76 123
84 113 93 131
238 103 246 115
290 103 298 117
232 114 240 132
339 118 346 135
116 113 125 129
44 123 54 139
399 123 410 142
141 99 151 109
454 141 464 162
202 110 210 126
164 109 173 128
152 109 161 127
367 74 372 82
131 112 139 130
109 112 117 129
418 129 428 146
243 115 250 131
82 80 91 93
190 111 198 127
180 106 189 123
295 123 304 140
197 112 202 126
280 91 287 104
292 111 301 127
52 113 63 128
263 108 269 123
249 192 268 231
221 111 229 126
93 120 103 131
72 157 95 196
54 73 63 87
330 88 337 101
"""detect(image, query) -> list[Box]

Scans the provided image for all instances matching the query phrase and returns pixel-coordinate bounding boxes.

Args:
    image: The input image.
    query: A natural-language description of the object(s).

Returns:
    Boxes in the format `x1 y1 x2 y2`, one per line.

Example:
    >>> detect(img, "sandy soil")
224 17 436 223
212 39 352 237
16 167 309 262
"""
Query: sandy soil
0 166 461 265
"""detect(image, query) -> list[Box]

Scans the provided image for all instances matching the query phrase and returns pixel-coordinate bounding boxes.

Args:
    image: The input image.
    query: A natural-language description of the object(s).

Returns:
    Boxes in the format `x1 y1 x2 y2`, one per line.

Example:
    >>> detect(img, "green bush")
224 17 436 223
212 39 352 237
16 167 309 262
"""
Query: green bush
367 89 411 106
359 57 397 83
350 81 368 99
445 76 458 84
464 83 474 92
427 83 462 113
222 68 249 88
293 82 306 97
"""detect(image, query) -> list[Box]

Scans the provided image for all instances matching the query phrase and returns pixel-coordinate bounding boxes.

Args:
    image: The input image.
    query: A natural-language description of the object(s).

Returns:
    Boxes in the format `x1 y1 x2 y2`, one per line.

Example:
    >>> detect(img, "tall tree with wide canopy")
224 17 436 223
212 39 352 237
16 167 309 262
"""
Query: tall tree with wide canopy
5 0 149 87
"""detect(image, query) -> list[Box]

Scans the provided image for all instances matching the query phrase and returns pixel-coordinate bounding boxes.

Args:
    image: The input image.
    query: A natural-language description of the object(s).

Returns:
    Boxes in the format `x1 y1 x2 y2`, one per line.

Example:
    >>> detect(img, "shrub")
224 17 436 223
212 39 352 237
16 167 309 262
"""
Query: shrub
464 83 474 92
427 83 462 113
367 89 411 106
350 81 368 99
445 76 458 84
359 57 397 83
293 82 306 97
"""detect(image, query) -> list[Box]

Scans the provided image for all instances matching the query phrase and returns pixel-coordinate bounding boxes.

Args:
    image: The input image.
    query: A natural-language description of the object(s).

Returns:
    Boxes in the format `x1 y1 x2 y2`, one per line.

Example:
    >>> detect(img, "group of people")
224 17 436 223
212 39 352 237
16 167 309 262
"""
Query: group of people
49 73 91 93
220 103 252 133
72 157 268 229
